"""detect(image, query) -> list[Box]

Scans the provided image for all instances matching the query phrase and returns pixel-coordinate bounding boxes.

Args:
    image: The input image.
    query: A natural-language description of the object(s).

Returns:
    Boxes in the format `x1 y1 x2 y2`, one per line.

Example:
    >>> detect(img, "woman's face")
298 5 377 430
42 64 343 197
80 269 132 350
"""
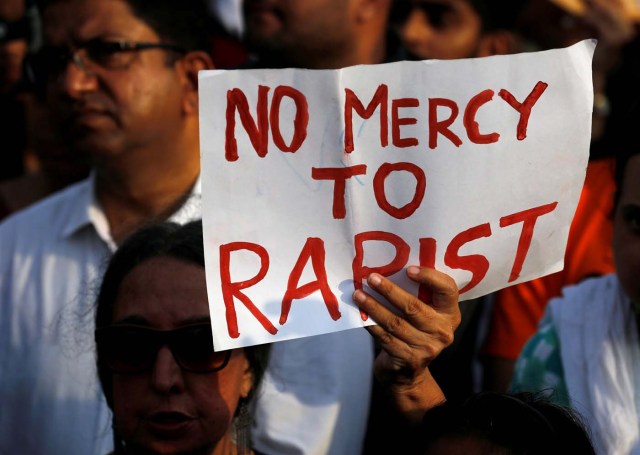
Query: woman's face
613 154 640 304
110 256 253 454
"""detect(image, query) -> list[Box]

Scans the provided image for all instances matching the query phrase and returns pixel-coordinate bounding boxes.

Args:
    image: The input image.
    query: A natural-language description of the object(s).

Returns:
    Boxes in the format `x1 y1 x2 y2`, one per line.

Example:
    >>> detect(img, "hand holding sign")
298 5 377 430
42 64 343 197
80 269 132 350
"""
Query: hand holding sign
353 266 460 422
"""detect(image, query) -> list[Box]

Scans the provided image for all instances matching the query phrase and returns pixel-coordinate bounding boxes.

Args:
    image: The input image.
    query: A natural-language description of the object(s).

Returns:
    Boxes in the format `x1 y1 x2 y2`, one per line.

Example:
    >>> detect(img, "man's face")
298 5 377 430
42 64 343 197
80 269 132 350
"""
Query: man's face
243 0 354 67
41 0 186 159
391 0 482 60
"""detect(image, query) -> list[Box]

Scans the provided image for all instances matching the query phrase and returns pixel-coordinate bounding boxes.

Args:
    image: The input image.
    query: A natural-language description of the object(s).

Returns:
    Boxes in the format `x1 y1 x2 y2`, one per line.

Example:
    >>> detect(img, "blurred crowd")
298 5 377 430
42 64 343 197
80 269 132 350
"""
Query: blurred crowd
0 0 639 454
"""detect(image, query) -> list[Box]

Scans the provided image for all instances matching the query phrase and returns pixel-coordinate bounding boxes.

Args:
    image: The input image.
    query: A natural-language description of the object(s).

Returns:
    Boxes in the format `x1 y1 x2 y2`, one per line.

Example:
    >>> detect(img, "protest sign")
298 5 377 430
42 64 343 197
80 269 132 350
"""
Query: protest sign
199 40 595 350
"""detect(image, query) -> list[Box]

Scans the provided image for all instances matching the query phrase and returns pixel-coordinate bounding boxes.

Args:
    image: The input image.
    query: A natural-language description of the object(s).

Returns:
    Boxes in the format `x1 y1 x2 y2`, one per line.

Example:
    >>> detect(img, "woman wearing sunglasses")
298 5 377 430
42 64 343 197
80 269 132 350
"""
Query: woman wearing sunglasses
94 220 461 454
94 221 270 455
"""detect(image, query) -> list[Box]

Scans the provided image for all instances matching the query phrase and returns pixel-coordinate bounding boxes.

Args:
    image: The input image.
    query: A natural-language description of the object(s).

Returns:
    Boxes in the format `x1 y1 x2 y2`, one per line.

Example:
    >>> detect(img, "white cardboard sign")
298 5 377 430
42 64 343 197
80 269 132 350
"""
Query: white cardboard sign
199 40 594 350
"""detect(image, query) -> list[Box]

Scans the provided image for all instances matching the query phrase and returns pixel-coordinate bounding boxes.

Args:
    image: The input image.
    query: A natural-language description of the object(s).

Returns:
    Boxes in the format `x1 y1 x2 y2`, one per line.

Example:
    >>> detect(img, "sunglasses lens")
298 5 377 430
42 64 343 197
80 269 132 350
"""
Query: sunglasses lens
172 325 230 372
97 324 230 373
97 327 158 373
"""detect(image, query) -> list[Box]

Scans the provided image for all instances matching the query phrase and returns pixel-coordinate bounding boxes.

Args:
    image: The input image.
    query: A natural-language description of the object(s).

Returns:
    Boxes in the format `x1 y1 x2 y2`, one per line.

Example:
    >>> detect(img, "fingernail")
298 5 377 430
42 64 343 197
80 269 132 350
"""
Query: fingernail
368 273 382 286
407 266 420 276
353 290 366 303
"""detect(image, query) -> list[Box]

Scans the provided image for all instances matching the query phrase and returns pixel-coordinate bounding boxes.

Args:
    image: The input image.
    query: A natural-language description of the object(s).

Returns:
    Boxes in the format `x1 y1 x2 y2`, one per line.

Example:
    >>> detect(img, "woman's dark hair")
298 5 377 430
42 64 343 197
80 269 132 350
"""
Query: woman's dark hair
95 220 270 410
415 392 595 455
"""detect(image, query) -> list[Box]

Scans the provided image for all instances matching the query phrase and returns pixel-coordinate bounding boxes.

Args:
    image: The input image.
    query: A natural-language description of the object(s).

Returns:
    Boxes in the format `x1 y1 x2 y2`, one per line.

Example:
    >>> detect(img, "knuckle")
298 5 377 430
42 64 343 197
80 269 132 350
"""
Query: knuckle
422 342 440 360
437 326 455 347
403 297 423 317
377 330 394 346
377 278 393 297
385 315 404 335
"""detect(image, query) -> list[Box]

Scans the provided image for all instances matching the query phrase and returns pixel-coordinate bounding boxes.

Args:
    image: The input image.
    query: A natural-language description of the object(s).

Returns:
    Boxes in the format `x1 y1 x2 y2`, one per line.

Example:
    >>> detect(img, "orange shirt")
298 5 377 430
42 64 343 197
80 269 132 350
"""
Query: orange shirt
482 158 617 360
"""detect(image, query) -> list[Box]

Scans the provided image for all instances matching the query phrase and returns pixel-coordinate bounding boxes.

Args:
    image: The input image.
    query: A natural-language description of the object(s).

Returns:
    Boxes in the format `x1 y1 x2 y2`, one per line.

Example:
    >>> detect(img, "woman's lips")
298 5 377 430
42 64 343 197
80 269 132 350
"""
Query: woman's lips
146 411 195 438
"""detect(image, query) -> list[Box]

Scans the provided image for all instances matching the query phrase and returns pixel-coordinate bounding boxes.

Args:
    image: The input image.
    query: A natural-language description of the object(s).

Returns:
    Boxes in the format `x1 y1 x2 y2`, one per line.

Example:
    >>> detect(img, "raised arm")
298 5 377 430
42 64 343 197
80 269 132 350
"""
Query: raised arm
353 266 461 423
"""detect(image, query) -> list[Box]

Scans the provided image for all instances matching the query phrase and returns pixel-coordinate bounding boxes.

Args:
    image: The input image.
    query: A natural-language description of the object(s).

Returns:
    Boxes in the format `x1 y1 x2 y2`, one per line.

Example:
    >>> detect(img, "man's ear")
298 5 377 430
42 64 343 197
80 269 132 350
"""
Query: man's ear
178 50 215 116
477 30 518 57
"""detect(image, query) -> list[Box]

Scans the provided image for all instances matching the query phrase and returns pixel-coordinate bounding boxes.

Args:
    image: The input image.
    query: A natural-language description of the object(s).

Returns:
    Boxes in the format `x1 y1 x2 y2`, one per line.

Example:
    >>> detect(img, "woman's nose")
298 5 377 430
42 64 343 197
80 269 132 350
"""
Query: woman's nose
150 345 185 395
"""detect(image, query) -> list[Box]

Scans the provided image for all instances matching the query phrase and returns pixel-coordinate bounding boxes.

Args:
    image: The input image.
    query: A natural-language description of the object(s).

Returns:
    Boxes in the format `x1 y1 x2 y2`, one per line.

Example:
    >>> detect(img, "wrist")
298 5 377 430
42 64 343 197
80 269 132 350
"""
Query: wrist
386 369 446 424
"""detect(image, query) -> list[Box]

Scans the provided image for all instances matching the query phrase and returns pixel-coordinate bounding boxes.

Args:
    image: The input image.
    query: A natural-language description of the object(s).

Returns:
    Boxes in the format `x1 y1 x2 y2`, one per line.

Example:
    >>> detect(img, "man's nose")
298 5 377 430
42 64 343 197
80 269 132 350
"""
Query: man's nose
59 52 98 98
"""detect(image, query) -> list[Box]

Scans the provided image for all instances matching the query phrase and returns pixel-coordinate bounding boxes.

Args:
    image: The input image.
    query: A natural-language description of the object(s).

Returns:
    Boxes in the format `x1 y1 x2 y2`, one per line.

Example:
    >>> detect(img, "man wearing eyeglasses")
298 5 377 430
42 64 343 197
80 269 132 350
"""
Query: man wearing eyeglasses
0 0 213 454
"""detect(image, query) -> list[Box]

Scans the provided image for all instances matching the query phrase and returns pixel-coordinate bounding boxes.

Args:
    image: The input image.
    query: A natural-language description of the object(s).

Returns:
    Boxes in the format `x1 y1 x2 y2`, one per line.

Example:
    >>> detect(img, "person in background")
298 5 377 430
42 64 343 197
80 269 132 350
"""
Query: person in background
0 0 213 453
389 0 525 60
415 392 595 454
511 104 640 454
0 0 33 182
0 0 89 220
0 0 32 96
242 0 397 69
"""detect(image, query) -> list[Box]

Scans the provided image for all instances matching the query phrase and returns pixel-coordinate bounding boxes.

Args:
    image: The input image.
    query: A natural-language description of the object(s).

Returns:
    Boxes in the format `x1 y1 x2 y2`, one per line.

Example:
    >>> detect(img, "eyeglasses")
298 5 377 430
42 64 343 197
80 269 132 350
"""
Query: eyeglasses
26 38 186 85
95 323 231 374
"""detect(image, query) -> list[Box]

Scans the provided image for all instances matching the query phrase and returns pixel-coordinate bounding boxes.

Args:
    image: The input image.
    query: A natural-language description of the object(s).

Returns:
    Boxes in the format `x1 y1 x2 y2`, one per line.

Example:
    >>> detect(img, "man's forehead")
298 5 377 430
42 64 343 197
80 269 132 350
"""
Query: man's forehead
42 0 157 44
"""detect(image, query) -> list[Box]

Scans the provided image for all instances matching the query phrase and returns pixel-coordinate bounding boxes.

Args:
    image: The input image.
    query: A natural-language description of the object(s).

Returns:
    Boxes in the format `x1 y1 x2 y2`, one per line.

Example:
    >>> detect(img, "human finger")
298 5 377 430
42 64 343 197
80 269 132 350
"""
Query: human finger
352 286 429 346
405 266 460 321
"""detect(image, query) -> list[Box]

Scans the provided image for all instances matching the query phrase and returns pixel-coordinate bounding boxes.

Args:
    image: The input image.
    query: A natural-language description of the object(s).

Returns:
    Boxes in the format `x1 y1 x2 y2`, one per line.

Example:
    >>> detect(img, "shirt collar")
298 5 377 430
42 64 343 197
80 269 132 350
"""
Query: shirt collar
61 172 202 252
60 172 98 241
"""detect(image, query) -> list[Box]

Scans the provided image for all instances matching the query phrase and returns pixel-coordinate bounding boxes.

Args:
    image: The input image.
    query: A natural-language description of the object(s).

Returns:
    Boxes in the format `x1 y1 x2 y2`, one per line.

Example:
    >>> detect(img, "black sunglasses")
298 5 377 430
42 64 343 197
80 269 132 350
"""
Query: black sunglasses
95 323 231 374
